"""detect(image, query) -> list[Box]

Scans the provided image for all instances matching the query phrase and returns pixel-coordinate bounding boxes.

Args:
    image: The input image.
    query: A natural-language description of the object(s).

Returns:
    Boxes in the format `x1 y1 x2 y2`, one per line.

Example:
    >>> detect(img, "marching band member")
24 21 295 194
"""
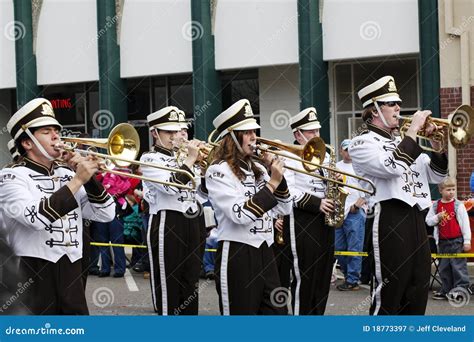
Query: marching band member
140 106 202 315
349 76 448 315
0 98 115 315
205 99 292 315
284 108 335 315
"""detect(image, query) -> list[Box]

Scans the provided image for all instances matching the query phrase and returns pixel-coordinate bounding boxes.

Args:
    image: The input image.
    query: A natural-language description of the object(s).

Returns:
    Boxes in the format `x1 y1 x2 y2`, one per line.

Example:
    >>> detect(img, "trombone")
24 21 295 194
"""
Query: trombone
253 137 376 195
58 123 196 191
398 104 474 152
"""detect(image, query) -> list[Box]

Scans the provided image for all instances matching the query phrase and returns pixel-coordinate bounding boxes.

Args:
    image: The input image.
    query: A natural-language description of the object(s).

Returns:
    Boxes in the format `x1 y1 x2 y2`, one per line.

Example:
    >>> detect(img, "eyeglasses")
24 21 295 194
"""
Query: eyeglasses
379 101 402 107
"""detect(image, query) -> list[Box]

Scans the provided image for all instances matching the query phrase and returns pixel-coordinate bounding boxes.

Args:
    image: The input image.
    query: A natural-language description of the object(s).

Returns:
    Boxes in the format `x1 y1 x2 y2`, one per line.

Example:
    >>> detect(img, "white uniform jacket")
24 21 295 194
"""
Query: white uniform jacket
140 145 199 215
348 123 448 210
282 145 330 213
205 159 292 248
0 158 116 263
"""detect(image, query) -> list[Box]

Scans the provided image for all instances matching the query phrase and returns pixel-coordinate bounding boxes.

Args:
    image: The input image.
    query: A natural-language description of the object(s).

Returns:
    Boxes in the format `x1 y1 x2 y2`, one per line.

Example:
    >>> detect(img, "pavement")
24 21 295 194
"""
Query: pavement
85 264 474 316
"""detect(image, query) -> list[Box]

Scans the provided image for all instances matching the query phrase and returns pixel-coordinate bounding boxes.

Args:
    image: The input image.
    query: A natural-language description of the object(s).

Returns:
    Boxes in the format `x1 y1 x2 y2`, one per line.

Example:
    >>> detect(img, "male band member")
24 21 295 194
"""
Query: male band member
0 98 115 315
140 106 202 315
284 107 335 315
205 99 292 315
349 76 448 315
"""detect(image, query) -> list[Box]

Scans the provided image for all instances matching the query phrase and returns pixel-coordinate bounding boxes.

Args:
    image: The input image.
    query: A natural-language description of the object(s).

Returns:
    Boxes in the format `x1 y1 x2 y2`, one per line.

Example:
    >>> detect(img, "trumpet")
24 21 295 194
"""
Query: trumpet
57 123 196 190
398 104 474 152
173 139 216 169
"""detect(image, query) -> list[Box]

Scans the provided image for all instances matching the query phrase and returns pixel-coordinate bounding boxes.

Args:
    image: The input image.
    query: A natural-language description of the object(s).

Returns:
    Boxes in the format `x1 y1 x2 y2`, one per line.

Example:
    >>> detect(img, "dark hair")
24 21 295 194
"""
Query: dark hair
130 163 141 174
213 131 263 181
14 127 40 156
362 105 376 122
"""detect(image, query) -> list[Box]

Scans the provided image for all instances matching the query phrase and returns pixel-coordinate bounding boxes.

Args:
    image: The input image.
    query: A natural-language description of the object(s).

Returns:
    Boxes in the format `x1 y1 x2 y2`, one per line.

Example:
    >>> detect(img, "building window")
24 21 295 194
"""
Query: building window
221 69 259 115
127 77 152 121
152 77 167 111
332 57 419 153
42 83 89 137
0 89 16 166
169 75 193 115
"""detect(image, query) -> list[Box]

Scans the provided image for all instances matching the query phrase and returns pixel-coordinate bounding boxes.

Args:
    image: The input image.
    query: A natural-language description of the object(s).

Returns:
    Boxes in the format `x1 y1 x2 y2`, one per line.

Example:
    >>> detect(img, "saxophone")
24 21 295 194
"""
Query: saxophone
324 145 349 228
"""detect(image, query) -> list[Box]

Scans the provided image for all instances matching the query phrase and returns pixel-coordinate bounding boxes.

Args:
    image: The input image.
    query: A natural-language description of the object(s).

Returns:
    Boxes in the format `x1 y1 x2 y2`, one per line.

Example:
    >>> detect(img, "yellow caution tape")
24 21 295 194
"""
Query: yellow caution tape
91 242 147 249
431 253 474 258
334 251 368 256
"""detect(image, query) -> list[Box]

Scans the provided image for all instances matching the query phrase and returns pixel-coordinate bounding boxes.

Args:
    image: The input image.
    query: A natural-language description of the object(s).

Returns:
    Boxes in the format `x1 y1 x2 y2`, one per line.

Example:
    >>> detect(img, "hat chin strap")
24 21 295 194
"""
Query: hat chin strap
153 128 166 149
297 129 309 143
373 102 391 129
230 131 245 154
25 129 56 161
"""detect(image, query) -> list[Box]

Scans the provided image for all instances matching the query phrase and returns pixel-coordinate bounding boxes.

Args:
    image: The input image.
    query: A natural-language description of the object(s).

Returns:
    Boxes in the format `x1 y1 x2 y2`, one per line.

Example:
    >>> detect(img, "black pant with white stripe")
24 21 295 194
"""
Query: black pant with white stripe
215 240 288 315
370 199 431 315
147 210 203 315
290 209 334 315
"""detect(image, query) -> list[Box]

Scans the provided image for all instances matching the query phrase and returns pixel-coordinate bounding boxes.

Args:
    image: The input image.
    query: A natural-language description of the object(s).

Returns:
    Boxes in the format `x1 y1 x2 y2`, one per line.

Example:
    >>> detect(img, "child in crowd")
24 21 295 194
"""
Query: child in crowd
426 178 471 300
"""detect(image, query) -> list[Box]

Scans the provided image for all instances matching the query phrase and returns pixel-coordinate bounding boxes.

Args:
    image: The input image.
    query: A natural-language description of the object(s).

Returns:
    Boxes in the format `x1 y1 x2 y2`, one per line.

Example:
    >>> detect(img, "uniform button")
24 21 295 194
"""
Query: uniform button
65 229 70 233
66 242 71 247
62 216 67 220
409 182 413 186
54 177 59 182
408 171 412 175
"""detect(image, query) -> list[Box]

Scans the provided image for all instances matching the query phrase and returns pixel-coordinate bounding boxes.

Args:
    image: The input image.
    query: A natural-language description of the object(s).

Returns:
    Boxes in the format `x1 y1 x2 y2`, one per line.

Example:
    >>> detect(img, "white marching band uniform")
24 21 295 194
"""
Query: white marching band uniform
349 76 448 315
0 98 115 315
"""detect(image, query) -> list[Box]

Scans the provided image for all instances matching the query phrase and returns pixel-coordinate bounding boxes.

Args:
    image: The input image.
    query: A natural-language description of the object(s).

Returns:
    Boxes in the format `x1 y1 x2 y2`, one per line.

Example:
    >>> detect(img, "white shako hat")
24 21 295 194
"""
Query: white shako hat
7 98 62 141
357 75 402 108
147 106 181 131
212 99 260 140
289 107 321 132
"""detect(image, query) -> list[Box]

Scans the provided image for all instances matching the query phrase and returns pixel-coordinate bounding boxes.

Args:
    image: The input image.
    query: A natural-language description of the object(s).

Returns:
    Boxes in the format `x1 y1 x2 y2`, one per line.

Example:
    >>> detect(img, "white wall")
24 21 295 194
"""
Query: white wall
214 0 299 70
36 0 99 85
259 64 299 144
120 0 192 78
0 0 16 89
322 0 419 61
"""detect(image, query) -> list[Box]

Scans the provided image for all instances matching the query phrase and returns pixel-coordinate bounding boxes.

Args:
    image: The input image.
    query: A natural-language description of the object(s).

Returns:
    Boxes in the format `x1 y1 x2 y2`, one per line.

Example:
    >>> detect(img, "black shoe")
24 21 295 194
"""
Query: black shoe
98 271 110 278
113 273 124 278
89 268 100 276
133 263 145 273
205 271 215 280
337 282 360 291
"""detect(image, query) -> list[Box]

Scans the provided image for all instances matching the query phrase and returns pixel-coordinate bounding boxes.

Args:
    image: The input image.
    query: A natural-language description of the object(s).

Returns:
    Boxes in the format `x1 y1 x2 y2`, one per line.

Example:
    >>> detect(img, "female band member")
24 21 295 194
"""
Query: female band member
205 99 292 315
